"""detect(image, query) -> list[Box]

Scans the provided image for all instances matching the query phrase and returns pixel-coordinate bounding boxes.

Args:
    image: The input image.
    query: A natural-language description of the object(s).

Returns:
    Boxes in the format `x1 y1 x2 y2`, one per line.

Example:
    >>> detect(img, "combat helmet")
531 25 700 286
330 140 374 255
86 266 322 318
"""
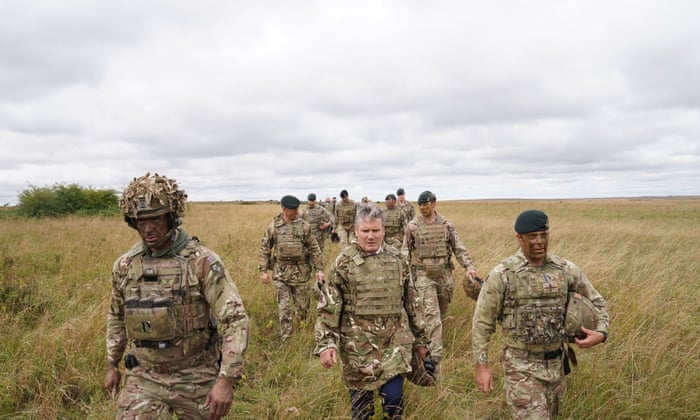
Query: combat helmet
119 172 187 229
565 292 598 341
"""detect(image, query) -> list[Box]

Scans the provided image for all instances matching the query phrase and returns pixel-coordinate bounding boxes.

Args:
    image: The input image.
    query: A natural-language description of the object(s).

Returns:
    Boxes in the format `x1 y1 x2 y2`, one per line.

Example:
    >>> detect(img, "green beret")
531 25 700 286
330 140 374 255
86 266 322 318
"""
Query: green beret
307 193 317 201
515 210 549 234
385 193 396 201
417 190 435 204
397 188 405 195
281 195 300 209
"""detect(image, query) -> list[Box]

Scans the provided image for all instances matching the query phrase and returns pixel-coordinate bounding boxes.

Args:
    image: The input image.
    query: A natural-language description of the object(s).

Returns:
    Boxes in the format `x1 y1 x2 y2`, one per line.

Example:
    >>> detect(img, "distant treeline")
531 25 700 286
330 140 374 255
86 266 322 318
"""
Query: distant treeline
13 183 119 218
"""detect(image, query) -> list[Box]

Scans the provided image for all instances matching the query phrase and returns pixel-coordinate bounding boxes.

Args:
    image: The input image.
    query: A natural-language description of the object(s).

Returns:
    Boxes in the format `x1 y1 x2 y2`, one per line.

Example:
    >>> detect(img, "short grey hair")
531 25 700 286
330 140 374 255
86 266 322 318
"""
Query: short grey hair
355 204 385 227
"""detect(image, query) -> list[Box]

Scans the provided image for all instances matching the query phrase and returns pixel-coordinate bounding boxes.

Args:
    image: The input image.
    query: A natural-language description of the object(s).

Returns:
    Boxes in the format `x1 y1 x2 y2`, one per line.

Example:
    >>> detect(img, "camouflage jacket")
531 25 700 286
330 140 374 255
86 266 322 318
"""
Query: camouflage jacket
314 243 428 390
300 205 333 240
471 249 609 364
383 207 407 248
106 229 249 380
259 214 324 278
402 211 476 272
335 200 358 230
398 200 415 222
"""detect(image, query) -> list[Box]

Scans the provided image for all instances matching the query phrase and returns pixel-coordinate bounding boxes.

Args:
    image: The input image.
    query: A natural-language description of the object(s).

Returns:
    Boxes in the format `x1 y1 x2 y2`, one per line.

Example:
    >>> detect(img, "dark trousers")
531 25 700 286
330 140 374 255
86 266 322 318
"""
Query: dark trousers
349 375 404 420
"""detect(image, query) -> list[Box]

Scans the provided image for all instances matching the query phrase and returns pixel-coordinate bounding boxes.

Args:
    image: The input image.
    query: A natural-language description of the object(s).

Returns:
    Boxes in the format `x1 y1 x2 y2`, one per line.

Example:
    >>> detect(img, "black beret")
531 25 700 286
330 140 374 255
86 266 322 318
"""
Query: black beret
307 193 317 201
417 190 435 204
514 210 549 234
340 189 349 198
385 193 396 201
397 188 405 195
281 195 300 209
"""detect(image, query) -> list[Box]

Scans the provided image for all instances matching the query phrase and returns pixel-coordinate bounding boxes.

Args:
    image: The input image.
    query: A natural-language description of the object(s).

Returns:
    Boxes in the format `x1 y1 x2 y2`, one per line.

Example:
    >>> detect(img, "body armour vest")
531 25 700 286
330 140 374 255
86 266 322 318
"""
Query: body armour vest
275 219 306 263
341 247 404 321
123 240 211 363
302 207 327 237
338 202 356 227
500 256 568 346
414 220 448 260
384 208 404 239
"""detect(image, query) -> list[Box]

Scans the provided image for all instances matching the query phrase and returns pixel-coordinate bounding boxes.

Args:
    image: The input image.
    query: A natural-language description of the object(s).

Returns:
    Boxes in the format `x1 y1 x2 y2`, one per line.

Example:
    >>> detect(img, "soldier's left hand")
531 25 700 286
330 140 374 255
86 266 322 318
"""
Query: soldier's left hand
315 271 325 282
574 326 605 348
204 377 234 419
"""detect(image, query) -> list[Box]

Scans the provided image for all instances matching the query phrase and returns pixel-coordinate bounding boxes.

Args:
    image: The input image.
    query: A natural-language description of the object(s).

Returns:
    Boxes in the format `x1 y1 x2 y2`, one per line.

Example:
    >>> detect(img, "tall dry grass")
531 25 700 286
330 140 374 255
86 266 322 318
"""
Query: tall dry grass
0 198 698 419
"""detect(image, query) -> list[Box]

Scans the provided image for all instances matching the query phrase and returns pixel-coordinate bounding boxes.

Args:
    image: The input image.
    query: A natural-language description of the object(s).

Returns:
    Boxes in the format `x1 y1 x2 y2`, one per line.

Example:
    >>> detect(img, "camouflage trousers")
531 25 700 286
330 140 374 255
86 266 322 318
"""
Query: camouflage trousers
311 233 326 253
116 361 219 419
337 226 355 246
414 268 455 363
272 279 311 341
502 347 567 420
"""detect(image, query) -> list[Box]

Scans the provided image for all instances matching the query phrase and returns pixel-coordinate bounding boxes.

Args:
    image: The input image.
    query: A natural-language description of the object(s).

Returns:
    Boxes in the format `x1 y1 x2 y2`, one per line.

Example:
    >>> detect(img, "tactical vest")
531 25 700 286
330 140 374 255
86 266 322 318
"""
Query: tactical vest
302 207 326 237
123 240 211 363
338 202 356 227
384 208 404 239
341 247 404 320
500 257 568 346
275 219 306 263
414 220 448 259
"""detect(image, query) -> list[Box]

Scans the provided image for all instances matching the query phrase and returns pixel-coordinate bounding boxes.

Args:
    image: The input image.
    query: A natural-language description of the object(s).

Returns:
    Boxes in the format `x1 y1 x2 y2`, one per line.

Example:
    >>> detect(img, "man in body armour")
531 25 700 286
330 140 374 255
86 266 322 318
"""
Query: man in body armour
104 173 249 420
383 193 407 248
315 204 429 420
300 193 333 253
334 189 358 246
260 195 325 341
472 210 609 419
402 190 478 367
396 188 415 223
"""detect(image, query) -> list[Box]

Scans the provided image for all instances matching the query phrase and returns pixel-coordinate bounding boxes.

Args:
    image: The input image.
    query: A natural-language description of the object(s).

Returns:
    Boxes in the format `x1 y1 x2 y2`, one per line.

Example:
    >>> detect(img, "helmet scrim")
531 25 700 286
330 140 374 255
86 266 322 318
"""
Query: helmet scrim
119 172 187 227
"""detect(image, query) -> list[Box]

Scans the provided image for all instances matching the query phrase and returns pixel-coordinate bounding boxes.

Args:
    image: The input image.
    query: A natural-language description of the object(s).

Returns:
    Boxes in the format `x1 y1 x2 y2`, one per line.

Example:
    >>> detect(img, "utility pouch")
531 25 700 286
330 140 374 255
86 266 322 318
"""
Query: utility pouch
125 306 178 341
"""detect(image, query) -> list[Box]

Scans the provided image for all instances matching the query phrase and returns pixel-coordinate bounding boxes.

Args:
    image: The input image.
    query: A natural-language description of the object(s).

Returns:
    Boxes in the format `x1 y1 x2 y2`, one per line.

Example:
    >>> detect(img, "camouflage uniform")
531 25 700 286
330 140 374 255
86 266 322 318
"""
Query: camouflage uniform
315 242 428 418
402 212 475 362
300 204 333 252
383 206 407 249
398 200 415 223
335 199 358 245
259 214 324 341
106 173 249 419
107 230 249 419
472 250 609 419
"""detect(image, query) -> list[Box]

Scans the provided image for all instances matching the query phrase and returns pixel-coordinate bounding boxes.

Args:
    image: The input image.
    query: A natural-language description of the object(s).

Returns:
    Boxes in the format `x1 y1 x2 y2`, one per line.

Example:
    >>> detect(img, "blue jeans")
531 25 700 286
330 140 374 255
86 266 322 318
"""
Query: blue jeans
349 375 404 420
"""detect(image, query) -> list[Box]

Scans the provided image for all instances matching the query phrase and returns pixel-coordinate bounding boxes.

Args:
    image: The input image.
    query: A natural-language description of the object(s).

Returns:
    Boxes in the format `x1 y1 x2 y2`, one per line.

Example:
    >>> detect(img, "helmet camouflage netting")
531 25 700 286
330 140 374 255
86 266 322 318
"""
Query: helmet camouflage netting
119 172 187 221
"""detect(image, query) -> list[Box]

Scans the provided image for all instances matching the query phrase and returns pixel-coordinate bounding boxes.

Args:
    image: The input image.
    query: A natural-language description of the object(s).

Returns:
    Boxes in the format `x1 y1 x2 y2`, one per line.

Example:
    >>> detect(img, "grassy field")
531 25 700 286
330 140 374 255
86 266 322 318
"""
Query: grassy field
0 198 698 419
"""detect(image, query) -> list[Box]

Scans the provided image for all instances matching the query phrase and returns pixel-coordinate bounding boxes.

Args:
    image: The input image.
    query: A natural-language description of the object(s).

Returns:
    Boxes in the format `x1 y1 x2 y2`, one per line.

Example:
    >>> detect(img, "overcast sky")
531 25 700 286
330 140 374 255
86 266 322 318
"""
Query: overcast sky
2 1 699 205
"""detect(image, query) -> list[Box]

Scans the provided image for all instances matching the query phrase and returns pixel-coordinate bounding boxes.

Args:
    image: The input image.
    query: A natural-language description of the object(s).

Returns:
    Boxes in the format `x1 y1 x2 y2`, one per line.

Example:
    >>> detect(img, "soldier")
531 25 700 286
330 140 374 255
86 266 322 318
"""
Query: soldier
383 193 407 248
315 204 429 420
396 188 415 222
334 189 358 246
259 195 325 341
104 173 249 420
300 193 333 253
472 210 609 419
402 190 478 367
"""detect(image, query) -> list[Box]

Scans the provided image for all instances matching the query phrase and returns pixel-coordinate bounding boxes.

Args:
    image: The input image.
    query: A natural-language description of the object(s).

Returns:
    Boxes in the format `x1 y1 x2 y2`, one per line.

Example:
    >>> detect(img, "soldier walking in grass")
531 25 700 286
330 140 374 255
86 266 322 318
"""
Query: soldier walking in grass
402 190 479 370
300 193 333 253
104 173 249 420
383 193 407 248
472 209 609 419
334 189 358 246
259 195 325 342
396 188 415 222
315 204 430 420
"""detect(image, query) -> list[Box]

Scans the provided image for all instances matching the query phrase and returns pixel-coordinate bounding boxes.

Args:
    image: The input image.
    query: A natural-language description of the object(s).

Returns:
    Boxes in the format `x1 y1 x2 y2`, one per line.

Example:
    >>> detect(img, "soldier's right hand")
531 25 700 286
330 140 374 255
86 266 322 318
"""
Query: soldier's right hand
104 366 121 399
260 272 270 284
